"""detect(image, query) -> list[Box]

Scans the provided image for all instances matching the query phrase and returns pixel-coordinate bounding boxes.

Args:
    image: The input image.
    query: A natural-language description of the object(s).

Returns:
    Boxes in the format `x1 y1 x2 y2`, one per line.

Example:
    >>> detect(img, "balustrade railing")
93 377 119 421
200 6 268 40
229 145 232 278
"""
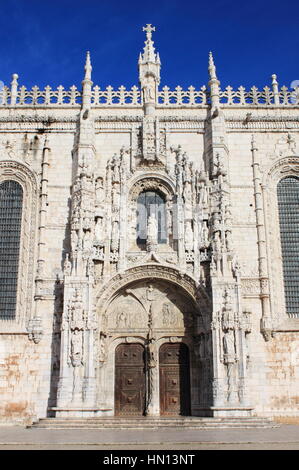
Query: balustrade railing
0 83 298 107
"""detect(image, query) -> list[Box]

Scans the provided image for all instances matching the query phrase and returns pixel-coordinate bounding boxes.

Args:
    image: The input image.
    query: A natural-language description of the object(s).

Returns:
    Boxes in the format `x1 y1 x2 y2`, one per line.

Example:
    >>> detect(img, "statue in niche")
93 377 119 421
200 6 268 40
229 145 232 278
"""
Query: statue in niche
183 160 193 183
95 217 104 243
143 75 156 103
145 326 158 416
185 221 194 252
112 184 120 207
183 183 193 219
70 329 83 367
63 253 72 276
223 329 236 363
213 231 222 254
71 229 78 252
69 290 84 330
112 156 121 183
83 230 92 251
99 333 108 366
95 177 105 203
226 230 233 252
201 221 209 248
147 214 158 249
111 220 119 252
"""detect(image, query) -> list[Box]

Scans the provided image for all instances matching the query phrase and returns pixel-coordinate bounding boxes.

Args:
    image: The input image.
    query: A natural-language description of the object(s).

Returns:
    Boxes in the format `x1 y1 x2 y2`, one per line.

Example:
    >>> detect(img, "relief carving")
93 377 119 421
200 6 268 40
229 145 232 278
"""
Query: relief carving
104 280 196 333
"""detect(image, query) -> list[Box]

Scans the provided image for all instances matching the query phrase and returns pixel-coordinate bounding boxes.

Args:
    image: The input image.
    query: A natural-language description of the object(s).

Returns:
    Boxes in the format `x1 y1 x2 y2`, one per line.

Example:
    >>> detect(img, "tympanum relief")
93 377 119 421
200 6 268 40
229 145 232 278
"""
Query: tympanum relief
106 281 196 333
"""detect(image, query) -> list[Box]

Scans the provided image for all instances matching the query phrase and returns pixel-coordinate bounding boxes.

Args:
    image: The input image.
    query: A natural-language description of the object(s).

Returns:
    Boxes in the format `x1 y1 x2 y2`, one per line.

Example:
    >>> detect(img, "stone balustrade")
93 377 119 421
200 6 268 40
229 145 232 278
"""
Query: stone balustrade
0 83 298 107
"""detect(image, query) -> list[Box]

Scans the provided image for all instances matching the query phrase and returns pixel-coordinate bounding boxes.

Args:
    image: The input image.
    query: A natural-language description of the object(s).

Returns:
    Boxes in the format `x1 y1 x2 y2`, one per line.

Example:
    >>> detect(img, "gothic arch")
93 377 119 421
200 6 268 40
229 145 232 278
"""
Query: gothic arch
128 173 175 202
0 160 38 329
262 156 299 319
95 267 208 416
127 174 176 250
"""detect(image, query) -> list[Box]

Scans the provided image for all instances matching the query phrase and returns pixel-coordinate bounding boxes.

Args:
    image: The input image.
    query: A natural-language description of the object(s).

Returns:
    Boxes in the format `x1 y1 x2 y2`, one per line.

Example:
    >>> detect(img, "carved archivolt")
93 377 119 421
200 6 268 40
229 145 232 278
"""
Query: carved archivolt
96 264 210 316
129 174 175 201
0 160 38 329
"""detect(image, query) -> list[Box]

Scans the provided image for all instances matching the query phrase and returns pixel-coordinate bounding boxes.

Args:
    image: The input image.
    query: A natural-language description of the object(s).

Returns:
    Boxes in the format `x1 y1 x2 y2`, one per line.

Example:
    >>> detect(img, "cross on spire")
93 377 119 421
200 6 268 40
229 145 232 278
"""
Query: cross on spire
143 24 155 40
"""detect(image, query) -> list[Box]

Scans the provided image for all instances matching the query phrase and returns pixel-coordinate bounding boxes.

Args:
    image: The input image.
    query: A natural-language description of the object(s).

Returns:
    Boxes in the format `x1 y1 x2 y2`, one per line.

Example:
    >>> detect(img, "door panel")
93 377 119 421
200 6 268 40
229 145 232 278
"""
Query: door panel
115 343 145 416
159 343 191 416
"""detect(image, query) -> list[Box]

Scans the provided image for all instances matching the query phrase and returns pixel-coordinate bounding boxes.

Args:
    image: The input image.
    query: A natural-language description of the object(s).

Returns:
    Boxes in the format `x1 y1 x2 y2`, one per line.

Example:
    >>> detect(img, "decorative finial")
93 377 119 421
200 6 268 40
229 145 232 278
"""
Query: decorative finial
84 51 92 81
208 52 217 80
143 24 155 40
140 24 158 63
271 74 278 85
10 73 19 106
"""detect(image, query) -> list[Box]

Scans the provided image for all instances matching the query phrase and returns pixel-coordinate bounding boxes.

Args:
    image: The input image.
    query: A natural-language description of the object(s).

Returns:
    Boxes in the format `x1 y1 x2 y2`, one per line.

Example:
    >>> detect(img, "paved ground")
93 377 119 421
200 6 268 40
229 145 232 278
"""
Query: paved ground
0 424 298 450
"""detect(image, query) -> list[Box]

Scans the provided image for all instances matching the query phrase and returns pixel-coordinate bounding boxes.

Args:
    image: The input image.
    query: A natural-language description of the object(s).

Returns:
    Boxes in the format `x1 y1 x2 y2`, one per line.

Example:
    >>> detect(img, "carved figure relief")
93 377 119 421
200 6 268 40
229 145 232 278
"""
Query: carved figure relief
105 280 196 333
143 75 156 104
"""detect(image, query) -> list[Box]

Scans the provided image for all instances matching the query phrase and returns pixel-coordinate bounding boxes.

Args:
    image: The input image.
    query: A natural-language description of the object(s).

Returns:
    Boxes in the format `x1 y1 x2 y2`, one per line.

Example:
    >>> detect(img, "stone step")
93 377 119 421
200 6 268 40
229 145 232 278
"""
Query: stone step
31 417 279 429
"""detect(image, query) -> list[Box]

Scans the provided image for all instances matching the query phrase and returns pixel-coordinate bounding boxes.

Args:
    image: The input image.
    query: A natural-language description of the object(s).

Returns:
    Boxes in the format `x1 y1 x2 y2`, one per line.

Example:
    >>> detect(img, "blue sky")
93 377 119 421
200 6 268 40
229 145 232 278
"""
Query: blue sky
0 0 298 91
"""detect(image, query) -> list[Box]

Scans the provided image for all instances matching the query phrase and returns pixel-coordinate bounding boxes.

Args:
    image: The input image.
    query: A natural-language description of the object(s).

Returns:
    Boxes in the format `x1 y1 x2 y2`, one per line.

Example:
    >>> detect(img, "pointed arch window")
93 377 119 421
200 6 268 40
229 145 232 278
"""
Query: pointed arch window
136 190 167 245
0 180 23 319
277 176 299 317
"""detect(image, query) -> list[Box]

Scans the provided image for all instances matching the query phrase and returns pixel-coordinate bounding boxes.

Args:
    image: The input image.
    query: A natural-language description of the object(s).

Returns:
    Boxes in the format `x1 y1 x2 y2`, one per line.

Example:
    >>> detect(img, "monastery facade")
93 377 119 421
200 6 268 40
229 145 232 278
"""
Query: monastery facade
0 25 298 424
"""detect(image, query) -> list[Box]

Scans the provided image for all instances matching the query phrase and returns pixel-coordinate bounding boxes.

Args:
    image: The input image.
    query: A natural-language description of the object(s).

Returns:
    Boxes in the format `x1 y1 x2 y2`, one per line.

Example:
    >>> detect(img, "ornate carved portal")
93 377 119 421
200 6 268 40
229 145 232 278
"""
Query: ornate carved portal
102 278 199 417
159 343 191 416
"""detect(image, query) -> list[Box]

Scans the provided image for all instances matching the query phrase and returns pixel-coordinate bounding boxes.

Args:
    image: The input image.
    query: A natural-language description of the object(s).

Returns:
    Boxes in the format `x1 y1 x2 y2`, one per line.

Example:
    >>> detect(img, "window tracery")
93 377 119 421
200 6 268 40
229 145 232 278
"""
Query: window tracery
0 180 23 319
277 176 299 317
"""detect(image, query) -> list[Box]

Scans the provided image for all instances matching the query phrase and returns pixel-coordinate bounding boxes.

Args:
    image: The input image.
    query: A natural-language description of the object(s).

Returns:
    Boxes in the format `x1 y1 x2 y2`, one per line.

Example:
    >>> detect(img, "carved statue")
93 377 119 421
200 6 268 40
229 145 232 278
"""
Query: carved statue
201 220 209 248
111 220 119 252
69 290 84 331
147 214 158 245
223 329 236 363
95 217 104 242
83 230 92 251
226 230 233 252
143 75 156 103
95 177 105 203
145 337 157 415
213 231 222 253
116 310 127 328
112 184 120 207
162 303 173 326
184 221 194 252
70 329 83 367
63 253 72 276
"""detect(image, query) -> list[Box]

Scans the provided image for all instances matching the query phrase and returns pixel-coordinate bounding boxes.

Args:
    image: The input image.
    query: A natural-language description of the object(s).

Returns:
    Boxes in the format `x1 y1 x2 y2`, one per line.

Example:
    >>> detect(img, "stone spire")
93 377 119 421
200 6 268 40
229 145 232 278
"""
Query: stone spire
208 52 217 81
139 24 161 114
84 51 92 80
141 24 158 63
82 51 93 110
271 74 279 105
208 52 220 110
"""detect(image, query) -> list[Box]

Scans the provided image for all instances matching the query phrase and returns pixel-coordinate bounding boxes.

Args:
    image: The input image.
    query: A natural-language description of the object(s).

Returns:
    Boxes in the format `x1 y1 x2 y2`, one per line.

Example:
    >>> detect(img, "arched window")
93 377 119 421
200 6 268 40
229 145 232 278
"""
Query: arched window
0 180 23 319
136 190 167 245
277 176 299 317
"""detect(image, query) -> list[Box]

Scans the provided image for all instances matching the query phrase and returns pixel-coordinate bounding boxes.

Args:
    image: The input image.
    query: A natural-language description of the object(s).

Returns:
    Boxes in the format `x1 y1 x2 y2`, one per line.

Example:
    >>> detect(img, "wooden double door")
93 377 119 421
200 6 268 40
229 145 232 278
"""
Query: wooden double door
115 342 190 416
